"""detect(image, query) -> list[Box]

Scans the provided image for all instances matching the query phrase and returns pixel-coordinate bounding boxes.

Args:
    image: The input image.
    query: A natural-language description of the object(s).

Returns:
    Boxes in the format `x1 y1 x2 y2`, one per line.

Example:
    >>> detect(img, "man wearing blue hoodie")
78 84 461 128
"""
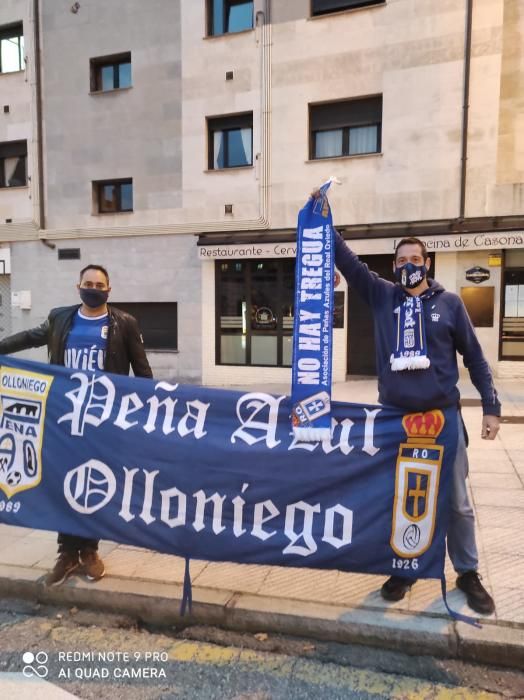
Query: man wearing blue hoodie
334 231 500 615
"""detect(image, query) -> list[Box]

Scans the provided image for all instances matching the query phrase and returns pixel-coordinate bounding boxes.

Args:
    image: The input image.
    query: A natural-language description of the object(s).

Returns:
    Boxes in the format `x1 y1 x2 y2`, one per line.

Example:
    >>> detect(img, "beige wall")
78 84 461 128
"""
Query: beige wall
1 0 524 238
184 0 524 231
493 0 524 211
181 1 263 225
467 0 524 216
0 0 38 225
40 0 185 233
2 0 524 381
271 0 466 228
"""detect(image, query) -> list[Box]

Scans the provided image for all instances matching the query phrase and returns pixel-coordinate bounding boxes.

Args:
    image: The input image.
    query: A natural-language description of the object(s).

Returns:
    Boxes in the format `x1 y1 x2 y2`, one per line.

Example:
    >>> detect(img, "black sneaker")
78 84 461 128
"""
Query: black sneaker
456 571 495 615
380 575 417 602
45 551 79 587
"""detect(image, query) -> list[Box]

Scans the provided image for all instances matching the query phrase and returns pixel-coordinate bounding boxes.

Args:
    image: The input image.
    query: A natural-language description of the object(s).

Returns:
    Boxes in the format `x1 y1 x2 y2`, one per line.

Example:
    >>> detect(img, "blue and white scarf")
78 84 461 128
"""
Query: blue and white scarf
291 180 335 441
390 295 431 371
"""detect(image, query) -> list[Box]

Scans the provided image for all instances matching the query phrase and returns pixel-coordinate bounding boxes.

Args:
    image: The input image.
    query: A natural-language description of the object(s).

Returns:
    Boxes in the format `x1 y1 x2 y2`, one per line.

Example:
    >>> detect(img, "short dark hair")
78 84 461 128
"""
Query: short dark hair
394 237 429 261
79 264 110 285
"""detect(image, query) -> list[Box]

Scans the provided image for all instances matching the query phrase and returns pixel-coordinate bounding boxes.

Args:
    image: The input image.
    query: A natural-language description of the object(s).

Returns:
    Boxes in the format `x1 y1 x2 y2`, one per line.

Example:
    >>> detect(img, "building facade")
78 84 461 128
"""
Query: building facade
0 0 523 384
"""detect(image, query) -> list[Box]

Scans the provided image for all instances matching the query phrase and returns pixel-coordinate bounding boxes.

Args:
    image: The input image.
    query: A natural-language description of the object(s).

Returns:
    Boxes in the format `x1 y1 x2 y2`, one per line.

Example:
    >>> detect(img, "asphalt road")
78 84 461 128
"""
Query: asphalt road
0 599 522 700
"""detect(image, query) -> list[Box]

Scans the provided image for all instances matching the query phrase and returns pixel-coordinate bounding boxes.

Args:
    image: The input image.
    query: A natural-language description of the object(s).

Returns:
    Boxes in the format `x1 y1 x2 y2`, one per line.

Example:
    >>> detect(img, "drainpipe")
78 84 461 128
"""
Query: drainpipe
256 0 271 227
33 0 45 231
459 0 473 221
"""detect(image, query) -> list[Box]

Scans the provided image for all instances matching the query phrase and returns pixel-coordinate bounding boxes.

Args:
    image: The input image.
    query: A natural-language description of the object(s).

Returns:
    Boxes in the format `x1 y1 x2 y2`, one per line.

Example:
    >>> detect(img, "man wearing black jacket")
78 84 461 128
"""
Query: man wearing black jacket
0 264 152 586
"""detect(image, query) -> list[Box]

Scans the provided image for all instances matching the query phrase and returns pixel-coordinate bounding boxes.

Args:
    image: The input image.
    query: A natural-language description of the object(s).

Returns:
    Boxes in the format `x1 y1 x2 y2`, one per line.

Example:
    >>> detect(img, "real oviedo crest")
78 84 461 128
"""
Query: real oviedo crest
390 410 445 558
0 367 53 498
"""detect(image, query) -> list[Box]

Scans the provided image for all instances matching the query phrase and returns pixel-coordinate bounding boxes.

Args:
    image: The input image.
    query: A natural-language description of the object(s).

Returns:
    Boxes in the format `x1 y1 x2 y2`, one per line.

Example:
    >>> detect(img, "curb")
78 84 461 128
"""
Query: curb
0 566 522 670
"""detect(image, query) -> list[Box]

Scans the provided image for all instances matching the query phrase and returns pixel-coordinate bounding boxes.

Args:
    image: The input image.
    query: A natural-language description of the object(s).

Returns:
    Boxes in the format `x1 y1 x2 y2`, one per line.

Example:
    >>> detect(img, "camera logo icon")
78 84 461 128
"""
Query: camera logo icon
22 651 49 678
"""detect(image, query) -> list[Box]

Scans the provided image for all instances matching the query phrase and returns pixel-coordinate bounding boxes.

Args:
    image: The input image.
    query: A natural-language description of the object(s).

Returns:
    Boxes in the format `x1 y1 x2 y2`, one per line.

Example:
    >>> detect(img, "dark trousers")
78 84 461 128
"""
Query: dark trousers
57 533 99 553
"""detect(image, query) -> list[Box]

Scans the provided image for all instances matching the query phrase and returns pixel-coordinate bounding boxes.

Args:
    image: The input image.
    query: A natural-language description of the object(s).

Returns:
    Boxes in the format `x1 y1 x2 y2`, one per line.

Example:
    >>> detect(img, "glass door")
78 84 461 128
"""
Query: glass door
216 259 295 367
501 268 524 360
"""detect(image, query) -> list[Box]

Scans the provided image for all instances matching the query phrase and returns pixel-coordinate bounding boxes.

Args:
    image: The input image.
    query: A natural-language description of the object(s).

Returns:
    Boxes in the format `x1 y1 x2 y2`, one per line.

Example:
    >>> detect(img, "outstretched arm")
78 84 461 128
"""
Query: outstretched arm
310 188 392 307
333 227 393 308
0 319 50 355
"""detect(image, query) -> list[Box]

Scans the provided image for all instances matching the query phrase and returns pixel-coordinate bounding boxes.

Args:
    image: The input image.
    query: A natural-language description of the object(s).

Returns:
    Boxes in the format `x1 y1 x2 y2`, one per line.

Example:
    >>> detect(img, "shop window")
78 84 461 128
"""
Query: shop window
310 96 382 159
0 140 27 188
112 302 178 351
208 113 253 169
460 287 494 328
207 0 253 36
216 259 294 366
90 52 132 92
501 268 524 360
0 23 24 73
312 0 385 15
94 179 133 213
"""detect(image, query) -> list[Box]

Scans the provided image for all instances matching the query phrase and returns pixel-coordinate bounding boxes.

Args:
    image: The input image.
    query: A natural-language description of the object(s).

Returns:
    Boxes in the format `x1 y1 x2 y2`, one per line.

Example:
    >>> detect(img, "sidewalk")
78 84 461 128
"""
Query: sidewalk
0 377 523 668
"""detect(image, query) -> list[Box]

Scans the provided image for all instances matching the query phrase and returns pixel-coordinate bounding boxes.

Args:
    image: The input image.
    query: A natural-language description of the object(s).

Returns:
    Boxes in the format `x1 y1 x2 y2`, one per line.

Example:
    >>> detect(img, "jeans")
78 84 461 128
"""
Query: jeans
446 413 478 573
57 533 99 554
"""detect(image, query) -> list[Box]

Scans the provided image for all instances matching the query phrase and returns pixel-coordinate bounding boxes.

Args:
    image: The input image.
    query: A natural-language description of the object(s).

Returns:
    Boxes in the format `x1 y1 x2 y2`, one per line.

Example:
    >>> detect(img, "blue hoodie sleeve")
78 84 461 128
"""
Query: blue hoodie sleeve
334 230 392 307
454 299 501 416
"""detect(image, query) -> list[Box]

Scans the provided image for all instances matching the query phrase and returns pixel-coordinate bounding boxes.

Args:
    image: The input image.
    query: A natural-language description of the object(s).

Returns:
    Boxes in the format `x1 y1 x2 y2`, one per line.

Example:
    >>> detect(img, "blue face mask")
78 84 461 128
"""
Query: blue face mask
395 262 427 289
79 287 109 308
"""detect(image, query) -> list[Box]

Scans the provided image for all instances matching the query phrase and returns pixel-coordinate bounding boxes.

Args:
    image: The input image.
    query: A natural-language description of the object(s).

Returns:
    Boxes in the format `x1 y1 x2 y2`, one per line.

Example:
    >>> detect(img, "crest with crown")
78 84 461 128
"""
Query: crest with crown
402 410 445 444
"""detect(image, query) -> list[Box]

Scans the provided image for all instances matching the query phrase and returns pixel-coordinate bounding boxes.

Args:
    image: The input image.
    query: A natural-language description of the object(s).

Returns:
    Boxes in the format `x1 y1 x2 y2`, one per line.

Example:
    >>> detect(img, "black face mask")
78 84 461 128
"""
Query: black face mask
394 262 427 289
79 287 109 308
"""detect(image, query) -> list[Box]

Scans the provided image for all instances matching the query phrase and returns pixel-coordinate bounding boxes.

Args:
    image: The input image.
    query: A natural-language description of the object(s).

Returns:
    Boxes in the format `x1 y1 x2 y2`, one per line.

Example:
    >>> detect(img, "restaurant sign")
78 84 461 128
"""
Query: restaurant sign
198 231 524 260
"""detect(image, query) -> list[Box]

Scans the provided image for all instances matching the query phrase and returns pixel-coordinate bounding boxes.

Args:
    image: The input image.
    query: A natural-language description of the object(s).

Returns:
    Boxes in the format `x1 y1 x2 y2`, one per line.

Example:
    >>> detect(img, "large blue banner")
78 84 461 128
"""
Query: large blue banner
0 356 458 581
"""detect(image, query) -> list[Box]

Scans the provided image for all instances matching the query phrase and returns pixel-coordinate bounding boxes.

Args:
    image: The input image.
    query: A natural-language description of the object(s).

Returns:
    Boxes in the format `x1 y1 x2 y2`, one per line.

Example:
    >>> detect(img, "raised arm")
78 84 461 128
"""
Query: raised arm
334 229 392 307
307 187 392 306
0 319 50 355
